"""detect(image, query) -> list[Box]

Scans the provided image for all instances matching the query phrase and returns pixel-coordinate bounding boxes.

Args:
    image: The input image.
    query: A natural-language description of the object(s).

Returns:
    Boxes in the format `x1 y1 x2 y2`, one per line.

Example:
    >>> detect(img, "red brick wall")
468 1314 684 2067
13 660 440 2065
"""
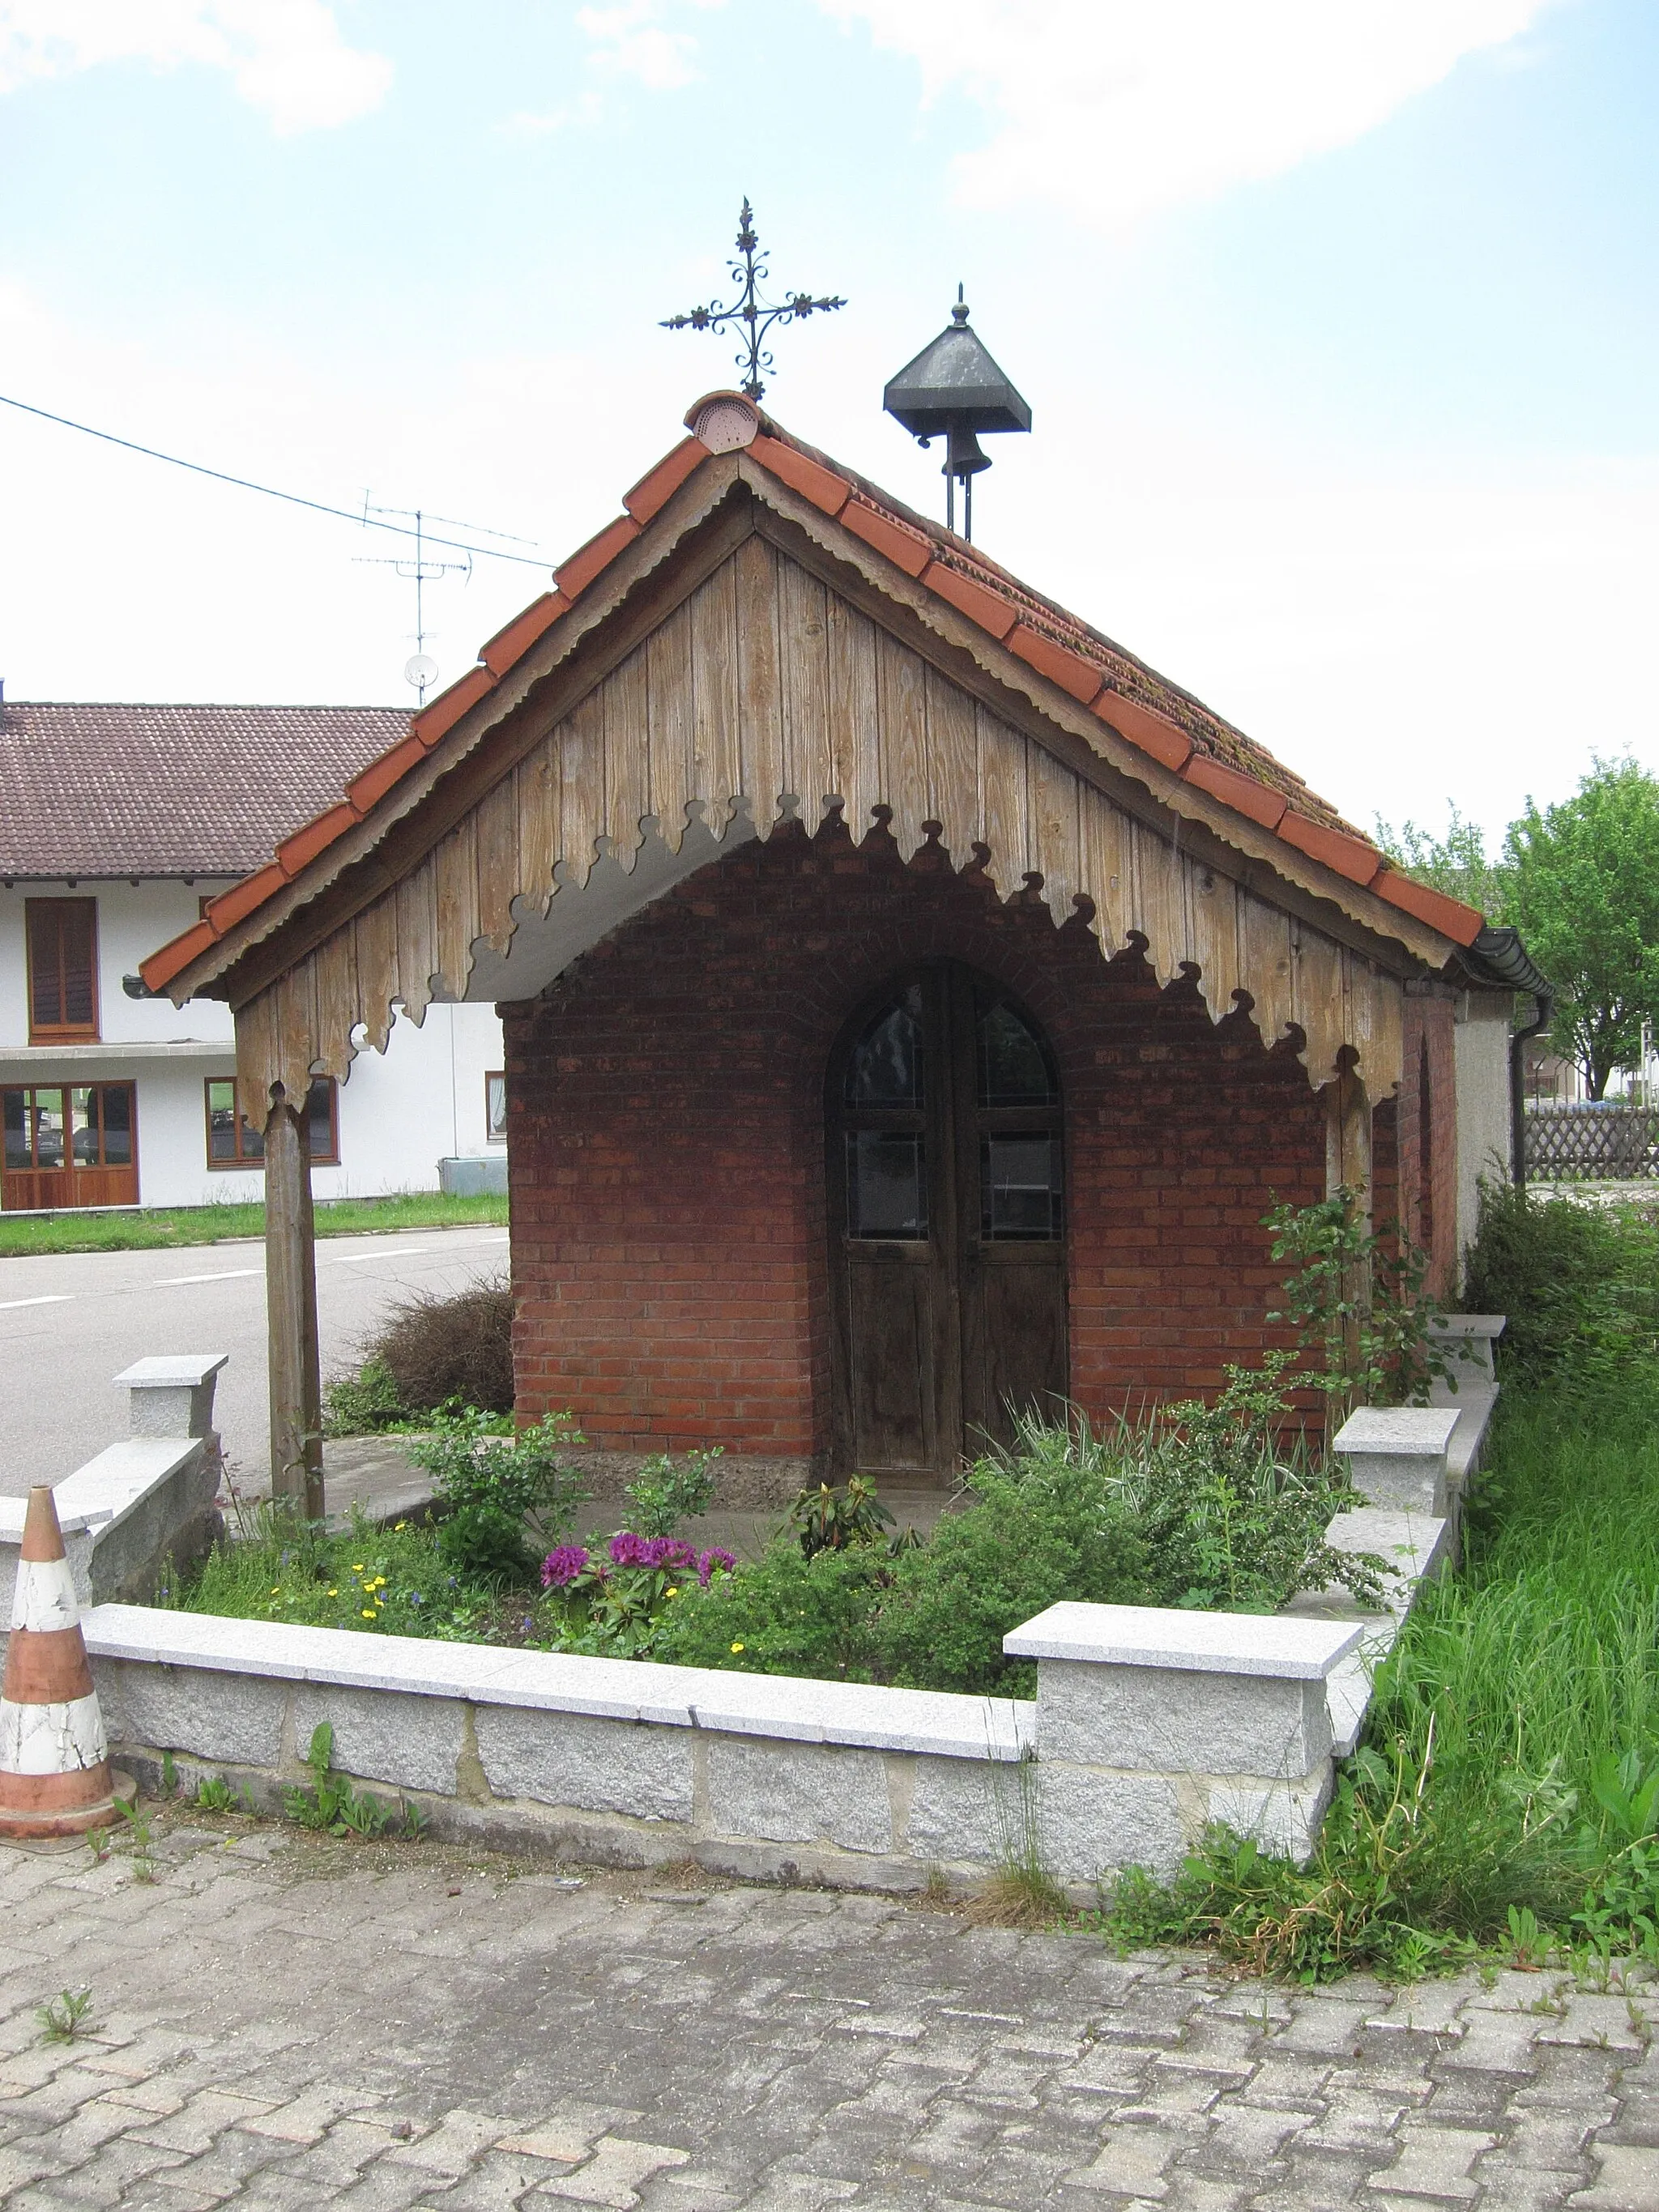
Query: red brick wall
504 814 1333 1465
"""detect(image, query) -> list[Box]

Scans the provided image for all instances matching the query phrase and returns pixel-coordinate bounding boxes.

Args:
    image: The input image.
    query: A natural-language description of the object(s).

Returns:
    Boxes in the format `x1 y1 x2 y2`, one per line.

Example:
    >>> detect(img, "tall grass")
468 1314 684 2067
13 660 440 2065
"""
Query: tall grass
1364 1383 1659 1928
1104 1378 1659 1976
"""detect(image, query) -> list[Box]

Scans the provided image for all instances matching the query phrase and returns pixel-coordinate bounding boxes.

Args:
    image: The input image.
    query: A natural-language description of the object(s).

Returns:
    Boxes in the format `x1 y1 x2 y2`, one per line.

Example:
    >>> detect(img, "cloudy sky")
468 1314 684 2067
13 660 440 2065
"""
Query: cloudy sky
0 0 1653 844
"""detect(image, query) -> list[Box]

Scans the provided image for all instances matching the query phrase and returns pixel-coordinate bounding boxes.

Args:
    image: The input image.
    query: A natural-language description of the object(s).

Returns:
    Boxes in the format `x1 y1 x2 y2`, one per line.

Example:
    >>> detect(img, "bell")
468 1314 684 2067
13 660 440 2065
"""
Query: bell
883 288 1030 539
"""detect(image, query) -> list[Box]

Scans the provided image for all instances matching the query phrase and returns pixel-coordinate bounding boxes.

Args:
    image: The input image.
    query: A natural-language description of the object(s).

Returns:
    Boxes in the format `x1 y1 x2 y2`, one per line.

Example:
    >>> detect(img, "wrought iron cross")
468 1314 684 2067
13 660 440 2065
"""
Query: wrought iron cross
662 198 845 403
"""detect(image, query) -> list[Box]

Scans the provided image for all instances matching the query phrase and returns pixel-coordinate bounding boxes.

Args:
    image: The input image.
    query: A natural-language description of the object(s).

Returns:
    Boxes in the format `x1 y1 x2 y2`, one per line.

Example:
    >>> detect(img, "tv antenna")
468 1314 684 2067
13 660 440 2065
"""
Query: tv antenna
356 499 541 703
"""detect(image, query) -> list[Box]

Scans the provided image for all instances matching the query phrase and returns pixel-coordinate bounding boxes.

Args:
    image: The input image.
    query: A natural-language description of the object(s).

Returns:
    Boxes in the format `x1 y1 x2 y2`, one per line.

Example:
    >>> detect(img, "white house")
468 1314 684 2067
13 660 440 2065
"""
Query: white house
0 699 505 1213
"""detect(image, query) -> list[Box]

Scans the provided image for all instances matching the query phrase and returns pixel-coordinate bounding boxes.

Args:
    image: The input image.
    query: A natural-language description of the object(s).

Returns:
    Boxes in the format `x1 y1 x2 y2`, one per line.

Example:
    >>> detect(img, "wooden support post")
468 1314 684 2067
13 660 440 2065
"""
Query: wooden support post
265 1092 322 1519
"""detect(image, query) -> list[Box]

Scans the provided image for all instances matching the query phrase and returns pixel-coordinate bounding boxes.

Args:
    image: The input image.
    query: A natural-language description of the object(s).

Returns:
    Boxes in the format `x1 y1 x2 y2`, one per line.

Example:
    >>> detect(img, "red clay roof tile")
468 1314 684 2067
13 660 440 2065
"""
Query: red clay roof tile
412 665 495 750
142 916 219 989
1277 810 1382 886
747 436 850 518
1008 621 1105 707
203 863 288 936
141 403 1484 991
1372 867 1483 946
1092 688 1193 773
920 557 1019 640
480 592 569 678
839 496 932 578
347 731 432 813
624 439 708 526
1182 752 1289 830
555 514 643 599
277 800 360 878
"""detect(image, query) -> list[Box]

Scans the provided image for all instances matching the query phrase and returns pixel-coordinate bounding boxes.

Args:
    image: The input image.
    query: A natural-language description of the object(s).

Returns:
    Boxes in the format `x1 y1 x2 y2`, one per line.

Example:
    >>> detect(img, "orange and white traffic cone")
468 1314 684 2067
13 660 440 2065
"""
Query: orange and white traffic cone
1 1485 130 1839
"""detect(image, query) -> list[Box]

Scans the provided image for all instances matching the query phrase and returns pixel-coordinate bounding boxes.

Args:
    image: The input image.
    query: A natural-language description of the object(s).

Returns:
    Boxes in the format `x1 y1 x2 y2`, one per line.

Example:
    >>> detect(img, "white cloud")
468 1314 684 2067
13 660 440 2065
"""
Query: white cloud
818 0 1571 226
0 0 391 134
576 2 701 91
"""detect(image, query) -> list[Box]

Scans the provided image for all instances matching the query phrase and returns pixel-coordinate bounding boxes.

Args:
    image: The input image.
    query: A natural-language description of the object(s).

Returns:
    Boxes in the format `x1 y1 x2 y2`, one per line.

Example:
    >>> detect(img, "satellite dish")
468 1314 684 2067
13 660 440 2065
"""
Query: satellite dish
404 653 440 692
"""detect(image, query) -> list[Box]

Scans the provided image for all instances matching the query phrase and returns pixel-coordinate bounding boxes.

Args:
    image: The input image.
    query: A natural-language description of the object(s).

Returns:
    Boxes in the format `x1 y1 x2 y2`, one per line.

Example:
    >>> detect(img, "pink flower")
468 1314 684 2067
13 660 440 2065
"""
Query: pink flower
697 1548 737 1588
541 1545 590 1589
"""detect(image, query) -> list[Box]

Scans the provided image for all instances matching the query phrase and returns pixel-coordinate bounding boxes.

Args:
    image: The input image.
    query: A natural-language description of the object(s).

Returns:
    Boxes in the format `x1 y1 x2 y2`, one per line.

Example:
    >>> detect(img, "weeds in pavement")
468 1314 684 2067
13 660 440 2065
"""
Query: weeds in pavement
281 1724 425 1839
36 1989 93 2044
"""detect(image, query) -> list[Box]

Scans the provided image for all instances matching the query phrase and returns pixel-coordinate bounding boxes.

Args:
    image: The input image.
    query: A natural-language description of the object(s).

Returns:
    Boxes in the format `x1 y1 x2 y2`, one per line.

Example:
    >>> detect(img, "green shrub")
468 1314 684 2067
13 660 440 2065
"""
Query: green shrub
366 1275 515 1417
403 1406 586 1581
978 1363 1383 1617
1463 1180 1659 1394
322 1357 407 1438
623 1448 723 1536
871 1471 1149 1696
652 1545 892 1681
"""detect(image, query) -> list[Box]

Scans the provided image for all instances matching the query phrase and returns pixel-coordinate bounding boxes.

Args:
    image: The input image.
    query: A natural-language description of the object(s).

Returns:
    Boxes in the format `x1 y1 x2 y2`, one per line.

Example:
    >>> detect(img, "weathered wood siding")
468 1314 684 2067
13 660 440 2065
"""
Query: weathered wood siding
237 538 1405 1118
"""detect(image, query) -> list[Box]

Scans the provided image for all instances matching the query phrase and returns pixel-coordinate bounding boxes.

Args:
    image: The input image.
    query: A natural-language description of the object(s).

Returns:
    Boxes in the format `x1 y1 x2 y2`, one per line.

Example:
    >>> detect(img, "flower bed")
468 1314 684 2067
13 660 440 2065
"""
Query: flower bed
173 1363 1384 1700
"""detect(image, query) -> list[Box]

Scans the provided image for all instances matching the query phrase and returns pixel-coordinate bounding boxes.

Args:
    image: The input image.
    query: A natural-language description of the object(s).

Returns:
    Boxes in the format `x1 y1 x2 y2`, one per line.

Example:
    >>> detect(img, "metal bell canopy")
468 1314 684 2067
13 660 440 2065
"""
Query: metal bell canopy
883 287 1030 541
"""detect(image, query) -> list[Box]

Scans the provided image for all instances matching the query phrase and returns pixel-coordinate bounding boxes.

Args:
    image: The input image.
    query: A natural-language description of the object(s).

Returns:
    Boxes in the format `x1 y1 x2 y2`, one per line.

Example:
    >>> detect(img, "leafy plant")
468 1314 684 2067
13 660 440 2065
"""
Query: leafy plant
1266 1190 1448 1419
113 1798 156 1883
1503 757 1659 1098
404 1406 587 1581
194 1775 237 1812
653 1542 893 1681
322 1357 407 1439
36 1988 93 2044
539 1532 737 1658
1464 1181 1659 1397
790 1477 897 1558
280 1723 423 1839
624 1448 724 1537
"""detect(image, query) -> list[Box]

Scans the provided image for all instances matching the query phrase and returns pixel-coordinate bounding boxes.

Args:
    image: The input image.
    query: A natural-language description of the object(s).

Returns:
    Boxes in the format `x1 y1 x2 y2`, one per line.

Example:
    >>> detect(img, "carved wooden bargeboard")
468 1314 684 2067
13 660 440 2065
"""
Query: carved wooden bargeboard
234 535 1405 1118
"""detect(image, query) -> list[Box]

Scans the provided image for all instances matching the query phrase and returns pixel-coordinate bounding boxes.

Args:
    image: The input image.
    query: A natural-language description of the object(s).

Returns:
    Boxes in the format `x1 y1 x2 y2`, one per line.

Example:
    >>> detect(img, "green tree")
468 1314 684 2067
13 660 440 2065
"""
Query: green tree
1373 803 1508 918
1503 760 1659 1100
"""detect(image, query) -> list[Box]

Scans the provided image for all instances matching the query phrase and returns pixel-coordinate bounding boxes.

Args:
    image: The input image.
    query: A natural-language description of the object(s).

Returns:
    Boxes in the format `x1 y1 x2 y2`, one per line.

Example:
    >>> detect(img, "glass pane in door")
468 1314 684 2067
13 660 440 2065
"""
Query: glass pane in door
70 1088 98 1166
981 1132 1062 1238
2 1091 28 1170
977 1001 1057 1106
32 1090 66 1168
100 1086 134 1166
847 1131 928 1238
847 990 924 1105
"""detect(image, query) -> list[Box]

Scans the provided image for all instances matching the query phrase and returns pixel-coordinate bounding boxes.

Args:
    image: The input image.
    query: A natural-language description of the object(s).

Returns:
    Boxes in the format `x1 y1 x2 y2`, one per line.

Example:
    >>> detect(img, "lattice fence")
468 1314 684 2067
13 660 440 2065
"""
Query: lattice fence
1525 1103 1659 1181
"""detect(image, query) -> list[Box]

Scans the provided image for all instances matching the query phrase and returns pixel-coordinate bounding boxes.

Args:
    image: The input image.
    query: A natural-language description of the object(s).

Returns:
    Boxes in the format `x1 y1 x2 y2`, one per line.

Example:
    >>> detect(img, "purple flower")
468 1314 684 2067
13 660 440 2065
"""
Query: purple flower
609 1531 650 1567
541 1545 590 1589
697 1548 737 1588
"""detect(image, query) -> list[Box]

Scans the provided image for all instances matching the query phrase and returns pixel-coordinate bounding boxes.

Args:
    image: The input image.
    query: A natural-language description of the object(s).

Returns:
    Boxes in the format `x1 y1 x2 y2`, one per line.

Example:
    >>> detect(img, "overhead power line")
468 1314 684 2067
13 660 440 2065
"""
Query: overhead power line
0 390 552 570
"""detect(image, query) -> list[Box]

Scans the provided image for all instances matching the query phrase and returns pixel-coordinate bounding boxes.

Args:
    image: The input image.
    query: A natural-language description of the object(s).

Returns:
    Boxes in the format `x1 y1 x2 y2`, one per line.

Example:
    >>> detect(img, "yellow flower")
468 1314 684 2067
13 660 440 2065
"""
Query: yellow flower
373 1576 387 1588
665 1588 680 1599
326 1588 338 1597
361 1609 376 1619
394 1520 407 1531
270 1587 280 1596
730 1641 745 1653
352 1563 365 1573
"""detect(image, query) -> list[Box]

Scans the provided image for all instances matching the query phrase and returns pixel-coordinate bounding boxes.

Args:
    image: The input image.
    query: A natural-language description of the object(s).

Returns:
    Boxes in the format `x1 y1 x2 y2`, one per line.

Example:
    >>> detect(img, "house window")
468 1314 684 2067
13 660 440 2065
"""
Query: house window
26 899 99 1042
485 1071 507 1142
205 1077 339 1168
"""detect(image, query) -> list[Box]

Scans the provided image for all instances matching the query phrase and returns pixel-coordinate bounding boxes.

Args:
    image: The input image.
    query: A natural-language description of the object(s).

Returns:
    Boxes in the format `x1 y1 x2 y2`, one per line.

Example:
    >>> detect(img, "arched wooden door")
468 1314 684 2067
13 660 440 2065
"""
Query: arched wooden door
826 963 1068 1477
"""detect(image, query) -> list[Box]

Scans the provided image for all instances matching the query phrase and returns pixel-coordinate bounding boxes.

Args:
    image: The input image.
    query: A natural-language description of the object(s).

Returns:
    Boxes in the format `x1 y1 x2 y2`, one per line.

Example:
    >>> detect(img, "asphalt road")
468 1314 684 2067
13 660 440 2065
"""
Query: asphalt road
0 1225 510 1496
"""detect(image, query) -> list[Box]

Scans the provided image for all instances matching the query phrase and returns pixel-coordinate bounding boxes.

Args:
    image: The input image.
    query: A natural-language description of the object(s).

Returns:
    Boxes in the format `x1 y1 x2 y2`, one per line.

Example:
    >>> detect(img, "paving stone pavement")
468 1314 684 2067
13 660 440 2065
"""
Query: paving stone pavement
3 1815 1658 2212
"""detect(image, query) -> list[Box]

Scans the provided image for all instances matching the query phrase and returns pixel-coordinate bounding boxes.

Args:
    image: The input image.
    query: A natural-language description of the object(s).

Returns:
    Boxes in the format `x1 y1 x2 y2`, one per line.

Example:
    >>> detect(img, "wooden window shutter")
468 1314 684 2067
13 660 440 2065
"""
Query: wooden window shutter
27 899 99 1041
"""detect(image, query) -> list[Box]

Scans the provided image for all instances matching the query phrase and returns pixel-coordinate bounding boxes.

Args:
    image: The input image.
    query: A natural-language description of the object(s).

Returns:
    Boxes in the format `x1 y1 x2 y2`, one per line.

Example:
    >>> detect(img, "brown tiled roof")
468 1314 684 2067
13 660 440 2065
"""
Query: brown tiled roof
143 397 1484 992
0 702 409 879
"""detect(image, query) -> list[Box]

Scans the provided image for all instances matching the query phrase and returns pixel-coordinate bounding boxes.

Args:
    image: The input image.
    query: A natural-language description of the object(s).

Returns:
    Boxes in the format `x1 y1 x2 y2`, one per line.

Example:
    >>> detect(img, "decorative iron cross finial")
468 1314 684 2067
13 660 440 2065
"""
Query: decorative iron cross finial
662 198 846 403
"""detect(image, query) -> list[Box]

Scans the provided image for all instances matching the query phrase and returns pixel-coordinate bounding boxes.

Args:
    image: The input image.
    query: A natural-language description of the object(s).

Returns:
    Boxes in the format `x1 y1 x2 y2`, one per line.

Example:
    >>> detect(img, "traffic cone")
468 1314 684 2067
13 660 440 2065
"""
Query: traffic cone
0 1485 130 1839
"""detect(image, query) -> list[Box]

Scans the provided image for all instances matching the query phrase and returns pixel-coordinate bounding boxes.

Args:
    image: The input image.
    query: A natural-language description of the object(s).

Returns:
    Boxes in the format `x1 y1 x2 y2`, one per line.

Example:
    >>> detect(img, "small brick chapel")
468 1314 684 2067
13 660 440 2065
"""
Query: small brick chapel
144 390 1520 1507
